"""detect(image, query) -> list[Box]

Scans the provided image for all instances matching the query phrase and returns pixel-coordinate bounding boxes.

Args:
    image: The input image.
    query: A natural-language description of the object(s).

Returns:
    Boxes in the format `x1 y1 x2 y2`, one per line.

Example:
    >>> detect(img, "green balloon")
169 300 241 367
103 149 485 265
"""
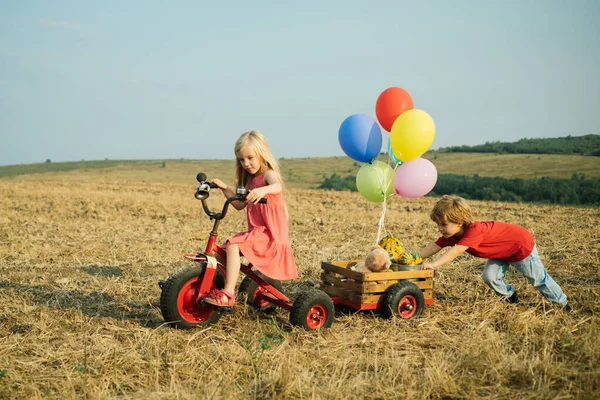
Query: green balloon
356 161 395 203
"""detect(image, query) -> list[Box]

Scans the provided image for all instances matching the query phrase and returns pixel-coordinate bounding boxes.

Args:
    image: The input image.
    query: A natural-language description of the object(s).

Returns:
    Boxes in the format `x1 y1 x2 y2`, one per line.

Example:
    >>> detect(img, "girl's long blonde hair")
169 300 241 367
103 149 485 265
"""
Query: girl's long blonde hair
234 130 283 187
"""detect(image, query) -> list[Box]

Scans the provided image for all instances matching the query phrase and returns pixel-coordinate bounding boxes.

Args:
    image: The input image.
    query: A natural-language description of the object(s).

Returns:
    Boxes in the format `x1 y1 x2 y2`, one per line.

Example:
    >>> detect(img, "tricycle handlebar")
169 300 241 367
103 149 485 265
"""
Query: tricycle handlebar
194 172 267 220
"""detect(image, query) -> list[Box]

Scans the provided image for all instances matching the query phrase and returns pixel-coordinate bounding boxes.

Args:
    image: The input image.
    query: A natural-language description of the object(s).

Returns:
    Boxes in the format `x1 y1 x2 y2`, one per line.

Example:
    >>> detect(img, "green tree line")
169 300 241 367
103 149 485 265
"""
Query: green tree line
431 173 599 206
437 134 600 156
318 173 357 191
317 173 600 206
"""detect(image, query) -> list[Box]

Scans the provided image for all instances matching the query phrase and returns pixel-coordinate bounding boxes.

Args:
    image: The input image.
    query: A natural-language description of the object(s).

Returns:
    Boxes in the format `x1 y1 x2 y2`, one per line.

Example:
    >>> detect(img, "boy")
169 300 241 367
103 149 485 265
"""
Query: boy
420 195 570 311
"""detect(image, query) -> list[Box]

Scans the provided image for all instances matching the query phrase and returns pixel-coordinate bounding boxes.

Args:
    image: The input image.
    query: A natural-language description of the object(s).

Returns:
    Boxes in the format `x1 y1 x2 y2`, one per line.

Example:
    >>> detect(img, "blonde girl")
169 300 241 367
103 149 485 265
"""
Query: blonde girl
205 130 298 307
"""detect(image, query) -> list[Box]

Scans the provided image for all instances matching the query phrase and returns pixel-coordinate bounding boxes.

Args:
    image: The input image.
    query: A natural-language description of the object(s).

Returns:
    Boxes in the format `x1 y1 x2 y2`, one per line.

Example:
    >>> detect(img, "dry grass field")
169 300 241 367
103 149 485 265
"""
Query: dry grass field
1 164 599 399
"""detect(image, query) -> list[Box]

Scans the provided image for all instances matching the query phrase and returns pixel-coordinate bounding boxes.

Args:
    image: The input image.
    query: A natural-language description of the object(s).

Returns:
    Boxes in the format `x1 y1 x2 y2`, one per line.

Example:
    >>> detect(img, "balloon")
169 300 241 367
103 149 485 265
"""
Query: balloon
390 109 435 162
375 87 414 132
356 161 395 203
387 138 402 165
393 158 438 198
338 114 382 163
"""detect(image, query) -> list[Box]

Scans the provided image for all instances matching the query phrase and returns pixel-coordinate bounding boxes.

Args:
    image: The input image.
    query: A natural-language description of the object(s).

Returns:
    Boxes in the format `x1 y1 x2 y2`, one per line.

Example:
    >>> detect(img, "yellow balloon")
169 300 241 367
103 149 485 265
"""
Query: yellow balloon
390 109 435 162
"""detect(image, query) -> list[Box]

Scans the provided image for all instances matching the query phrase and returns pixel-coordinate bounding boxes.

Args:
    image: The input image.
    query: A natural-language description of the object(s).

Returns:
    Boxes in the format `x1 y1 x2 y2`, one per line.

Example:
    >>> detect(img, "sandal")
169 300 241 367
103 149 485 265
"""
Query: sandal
197 287 218 302
203 289 235 307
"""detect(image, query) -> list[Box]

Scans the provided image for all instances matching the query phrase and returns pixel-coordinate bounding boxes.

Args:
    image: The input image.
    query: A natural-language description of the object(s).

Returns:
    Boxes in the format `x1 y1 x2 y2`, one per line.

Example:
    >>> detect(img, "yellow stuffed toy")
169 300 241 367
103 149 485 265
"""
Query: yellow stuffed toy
378 234 405 263
400 251 423 266
379 233 422 266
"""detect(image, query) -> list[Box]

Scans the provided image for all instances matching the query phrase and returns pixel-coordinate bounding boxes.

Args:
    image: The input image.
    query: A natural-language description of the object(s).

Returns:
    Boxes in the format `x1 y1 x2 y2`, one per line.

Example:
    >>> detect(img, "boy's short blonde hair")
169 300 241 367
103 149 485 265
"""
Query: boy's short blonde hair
430 195 473 226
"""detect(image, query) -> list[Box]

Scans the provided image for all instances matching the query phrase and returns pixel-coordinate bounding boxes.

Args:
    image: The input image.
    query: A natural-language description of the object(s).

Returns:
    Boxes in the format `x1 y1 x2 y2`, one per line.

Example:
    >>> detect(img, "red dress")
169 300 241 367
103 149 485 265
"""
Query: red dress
222 174 298 280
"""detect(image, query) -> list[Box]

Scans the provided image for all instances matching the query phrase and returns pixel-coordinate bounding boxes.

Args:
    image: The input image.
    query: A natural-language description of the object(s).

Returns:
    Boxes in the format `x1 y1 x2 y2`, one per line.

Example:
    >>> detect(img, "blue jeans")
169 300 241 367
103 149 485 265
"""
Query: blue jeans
481 245 567 306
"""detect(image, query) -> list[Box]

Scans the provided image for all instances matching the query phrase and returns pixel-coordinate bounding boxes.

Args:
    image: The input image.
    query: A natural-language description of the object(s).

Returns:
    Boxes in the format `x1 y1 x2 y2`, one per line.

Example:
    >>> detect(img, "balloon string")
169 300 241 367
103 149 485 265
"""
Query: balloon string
375 161 400 246
376 197 387 245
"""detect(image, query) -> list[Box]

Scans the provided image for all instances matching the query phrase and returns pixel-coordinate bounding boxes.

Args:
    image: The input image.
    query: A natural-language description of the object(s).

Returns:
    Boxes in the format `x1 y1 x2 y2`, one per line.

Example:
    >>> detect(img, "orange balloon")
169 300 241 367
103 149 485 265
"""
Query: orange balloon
375 87 414 132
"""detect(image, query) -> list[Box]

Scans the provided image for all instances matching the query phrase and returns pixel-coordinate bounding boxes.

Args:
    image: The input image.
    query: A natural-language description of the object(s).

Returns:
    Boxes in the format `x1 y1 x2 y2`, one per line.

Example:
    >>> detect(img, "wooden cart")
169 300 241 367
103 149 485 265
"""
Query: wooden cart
320 260 434 319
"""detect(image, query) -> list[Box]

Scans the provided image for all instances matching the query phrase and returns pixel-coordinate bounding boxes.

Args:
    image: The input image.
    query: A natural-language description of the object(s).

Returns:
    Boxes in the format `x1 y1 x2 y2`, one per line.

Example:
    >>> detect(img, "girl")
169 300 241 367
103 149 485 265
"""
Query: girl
204 130 298 307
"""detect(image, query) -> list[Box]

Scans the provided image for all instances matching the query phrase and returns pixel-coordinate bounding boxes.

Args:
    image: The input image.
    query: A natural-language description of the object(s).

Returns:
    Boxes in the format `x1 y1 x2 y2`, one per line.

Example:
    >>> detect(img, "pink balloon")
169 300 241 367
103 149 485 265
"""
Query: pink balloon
394 158 438 198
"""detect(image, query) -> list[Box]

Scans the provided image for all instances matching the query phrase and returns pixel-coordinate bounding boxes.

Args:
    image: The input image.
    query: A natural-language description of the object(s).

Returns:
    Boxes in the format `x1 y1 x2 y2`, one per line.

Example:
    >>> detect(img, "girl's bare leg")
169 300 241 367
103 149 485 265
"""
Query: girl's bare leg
224 243 241 294
204 242 240 306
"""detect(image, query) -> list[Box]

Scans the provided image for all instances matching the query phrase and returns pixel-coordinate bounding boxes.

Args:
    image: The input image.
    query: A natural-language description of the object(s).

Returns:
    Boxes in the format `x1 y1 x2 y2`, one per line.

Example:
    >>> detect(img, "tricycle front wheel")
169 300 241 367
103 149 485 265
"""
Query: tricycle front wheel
290 289 334 330
159 264 225 329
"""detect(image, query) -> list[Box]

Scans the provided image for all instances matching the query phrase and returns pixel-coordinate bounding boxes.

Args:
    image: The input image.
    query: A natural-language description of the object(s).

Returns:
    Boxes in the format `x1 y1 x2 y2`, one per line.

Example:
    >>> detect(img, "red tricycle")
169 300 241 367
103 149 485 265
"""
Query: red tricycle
158 172 336 330
158 173 434 331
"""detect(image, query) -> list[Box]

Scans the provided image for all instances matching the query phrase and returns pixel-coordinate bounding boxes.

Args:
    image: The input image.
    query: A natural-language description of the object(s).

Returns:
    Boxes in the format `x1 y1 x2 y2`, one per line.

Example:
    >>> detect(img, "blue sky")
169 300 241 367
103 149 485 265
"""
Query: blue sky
1 1 598 166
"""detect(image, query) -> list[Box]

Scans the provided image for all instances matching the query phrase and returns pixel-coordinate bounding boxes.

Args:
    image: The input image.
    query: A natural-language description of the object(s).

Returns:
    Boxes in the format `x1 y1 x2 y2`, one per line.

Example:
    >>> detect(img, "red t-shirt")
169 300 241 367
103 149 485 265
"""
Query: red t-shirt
435 221 535 262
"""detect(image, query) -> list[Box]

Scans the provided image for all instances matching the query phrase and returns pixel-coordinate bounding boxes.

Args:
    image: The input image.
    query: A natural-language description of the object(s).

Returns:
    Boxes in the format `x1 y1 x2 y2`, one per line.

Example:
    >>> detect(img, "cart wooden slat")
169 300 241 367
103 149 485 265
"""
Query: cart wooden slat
321 260 435 310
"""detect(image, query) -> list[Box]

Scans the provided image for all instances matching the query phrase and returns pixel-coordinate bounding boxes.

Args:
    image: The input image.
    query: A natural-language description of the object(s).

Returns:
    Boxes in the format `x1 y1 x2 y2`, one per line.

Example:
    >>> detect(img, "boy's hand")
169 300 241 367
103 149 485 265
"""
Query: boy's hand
422 262 435 270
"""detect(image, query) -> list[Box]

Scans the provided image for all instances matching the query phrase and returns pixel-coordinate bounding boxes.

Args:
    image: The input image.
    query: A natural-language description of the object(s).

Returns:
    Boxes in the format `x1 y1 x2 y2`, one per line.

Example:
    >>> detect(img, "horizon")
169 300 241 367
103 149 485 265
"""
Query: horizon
1 1 599 166
2 133 596 168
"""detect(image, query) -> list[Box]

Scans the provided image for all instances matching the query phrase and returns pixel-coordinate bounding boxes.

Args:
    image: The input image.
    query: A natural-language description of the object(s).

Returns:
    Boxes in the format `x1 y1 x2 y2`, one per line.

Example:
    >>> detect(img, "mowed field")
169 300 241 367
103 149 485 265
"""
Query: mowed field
0 156 599 399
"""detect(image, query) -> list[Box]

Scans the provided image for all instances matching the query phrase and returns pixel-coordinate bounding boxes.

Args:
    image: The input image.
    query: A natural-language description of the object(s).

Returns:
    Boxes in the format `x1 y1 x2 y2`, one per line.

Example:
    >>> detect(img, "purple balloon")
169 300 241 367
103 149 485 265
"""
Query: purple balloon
338 114 382 163
394 158 438 198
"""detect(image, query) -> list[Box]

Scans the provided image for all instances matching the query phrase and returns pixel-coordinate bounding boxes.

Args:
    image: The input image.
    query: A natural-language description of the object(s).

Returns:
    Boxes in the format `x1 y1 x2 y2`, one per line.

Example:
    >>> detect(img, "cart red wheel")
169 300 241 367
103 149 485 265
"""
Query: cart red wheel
290 289 334 330
383 281 425 320
238 272 283 312
159 264 225 329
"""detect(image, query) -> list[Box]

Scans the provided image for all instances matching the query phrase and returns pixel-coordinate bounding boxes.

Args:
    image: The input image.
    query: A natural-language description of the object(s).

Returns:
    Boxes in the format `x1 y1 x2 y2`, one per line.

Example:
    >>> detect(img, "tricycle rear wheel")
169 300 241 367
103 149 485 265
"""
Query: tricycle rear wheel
290 289 334 330
238 271 283 312
160 264 225 329
383 281 425 320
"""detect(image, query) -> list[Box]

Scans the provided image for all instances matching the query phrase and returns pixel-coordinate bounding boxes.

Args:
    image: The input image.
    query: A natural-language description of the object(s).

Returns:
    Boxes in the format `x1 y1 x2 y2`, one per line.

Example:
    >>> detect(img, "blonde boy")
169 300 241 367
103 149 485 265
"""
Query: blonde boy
420 195 569 311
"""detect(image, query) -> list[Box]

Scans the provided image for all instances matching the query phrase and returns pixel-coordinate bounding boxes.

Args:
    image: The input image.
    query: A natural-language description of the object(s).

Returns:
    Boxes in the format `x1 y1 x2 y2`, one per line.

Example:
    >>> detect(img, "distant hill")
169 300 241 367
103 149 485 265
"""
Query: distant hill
437 134 600 156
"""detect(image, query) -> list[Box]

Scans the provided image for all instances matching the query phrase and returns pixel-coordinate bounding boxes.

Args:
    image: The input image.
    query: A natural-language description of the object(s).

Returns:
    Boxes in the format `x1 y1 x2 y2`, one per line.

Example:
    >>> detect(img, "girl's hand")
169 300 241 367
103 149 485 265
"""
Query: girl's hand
422 263 436 270
246 187 267 204
211 179 228 190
